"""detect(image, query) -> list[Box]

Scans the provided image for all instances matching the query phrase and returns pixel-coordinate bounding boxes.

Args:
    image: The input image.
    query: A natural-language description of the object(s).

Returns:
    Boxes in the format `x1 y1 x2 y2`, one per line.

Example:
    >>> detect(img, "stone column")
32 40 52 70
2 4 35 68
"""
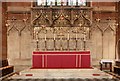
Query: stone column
0 2 7 60
117 1 120 59
0 1 2 61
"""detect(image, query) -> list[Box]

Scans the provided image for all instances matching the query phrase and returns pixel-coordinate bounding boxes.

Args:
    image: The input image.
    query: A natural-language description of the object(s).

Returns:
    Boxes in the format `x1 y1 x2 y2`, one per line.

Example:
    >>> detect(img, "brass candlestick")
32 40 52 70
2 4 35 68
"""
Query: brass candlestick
76 34 78 50
45 33 47 51
54 33 56 51
60 37 63 51
67 33 70 50
36 39 39 51
35 32 39 51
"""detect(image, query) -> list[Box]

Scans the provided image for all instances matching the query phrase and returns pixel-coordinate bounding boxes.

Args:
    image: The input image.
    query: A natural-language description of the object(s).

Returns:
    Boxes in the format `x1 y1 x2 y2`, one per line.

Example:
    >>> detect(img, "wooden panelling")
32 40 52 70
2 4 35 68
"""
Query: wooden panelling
93 6 115 12
7 7 30 12
93 12 116 20
92 2 116 6
7 2 31 7
8 14 31 20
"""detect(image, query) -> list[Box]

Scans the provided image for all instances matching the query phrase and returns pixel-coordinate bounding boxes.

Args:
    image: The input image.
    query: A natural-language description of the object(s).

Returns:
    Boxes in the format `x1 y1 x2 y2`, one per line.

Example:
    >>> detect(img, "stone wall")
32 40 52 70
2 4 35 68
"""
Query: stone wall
0 2 7 61
2 2 7 60
5 2 117 67
0 2 2 60
91 20 116 65
7 19 33 66
7 19 116 66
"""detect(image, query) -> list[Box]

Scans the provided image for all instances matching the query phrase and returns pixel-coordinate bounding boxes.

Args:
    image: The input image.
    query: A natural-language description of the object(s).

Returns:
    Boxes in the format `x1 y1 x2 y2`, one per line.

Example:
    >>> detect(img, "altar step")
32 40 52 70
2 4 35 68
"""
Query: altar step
3 78 120 81
106 71 120 79
10 68 114 79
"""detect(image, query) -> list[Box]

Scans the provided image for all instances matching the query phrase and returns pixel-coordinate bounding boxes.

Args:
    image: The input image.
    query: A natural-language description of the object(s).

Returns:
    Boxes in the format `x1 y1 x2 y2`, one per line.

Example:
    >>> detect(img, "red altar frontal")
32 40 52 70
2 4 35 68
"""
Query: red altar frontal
32 51 91 68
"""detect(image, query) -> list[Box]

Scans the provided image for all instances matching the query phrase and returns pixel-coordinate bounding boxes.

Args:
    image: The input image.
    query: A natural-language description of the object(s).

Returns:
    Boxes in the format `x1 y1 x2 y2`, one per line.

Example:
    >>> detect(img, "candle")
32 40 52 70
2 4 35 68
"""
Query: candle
68 33 69 40
90 1 92 7
33 28 35 39
54 34 55 40
83 33 86 41
50 1 52 7
35 32 38 40
87 28 90 33
31 1 33 7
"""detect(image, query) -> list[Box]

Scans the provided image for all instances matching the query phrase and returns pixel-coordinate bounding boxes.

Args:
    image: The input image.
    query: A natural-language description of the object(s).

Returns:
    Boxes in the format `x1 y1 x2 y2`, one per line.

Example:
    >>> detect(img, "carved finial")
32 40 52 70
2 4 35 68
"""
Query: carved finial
106 17 111 21
96 18 101 22
79 23 82 27
5 22 10 27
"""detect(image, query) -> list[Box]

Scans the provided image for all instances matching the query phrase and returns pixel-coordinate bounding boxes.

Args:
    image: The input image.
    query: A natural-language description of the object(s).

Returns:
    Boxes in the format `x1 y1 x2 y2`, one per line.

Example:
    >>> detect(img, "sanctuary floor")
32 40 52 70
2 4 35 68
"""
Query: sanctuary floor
9 68 113 79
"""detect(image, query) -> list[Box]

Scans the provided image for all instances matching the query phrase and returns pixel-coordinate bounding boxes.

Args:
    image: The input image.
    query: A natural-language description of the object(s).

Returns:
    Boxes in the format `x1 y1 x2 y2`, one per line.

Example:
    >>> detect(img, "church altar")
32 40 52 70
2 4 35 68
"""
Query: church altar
32 51 91 68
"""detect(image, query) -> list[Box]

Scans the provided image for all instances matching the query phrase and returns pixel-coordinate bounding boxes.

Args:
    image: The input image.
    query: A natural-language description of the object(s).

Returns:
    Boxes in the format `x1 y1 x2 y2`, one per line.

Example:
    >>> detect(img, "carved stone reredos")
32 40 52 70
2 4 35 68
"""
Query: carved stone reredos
31 7 92 27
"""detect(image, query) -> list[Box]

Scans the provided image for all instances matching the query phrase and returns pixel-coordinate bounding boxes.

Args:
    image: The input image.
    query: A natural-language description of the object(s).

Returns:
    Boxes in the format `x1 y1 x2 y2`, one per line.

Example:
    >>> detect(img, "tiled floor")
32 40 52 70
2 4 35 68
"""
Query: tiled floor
14 65 31 72
10 68 113 79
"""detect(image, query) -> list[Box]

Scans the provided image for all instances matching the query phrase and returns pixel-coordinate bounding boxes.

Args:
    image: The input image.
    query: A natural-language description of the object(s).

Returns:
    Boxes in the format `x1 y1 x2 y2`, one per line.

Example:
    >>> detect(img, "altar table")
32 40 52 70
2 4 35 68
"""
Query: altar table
32 51 91 68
